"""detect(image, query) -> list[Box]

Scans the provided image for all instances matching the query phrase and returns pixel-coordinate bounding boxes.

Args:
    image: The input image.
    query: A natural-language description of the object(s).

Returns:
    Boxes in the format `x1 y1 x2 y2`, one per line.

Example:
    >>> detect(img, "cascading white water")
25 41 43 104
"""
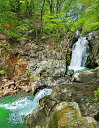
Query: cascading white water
69 37 89 71
0 88 52 124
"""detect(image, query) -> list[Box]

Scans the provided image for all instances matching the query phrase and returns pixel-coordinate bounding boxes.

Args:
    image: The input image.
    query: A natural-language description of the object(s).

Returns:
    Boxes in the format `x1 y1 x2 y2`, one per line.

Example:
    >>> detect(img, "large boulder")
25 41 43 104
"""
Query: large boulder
73 67 99 84
25 102 98 128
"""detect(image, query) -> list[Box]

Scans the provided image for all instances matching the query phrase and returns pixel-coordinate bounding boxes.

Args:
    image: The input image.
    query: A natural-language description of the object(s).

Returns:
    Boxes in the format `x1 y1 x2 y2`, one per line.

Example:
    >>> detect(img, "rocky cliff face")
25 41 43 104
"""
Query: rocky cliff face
87 30 99 67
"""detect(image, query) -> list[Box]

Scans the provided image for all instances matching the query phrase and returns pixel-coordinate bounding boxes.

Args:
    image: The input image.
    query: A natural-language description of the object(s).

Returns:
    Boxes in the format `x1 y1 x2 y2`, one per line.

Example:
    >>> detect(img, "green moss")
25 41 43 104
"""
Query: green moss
96 73 99 77
66 55 71 65
72 112 78 120
89 124 96 128
86 53 94 66
90 88 99 102
48 106 75 128
48 113 59 128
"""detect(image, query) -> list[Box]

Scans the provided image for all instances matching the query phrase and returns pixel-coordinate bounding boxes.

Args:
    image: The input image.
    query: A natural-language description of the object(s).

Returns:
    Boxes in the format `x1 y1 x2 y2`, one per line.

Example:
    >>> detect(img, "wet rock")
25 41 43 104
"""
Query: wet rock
94 112 99 122
67 69 74 76
75 30 82 38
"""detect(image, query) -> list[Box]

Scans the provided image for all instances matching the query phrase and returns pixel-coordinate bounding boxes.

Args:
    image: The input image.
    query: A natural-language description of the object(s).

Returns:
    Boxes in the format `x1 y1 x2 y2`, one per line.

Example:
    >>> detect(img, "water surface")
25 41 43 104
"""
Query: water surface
0 88 52 128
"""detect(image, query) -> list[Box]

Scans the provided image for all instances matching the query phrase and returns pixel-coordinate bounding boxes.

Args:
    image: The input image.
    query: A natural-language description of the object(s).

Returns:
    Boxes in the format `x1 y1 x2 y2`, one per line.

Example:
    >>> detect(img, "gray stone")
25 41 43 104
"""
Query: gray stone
72 67 99 84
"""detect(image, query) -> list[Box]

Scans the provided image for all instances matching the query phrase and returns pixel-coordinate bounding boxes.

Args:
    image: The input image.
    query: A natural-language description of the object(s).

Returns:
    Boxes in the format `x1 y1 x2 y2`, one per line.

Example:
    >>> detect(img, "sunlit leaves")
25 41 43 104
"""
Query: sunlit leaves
0 0 99 41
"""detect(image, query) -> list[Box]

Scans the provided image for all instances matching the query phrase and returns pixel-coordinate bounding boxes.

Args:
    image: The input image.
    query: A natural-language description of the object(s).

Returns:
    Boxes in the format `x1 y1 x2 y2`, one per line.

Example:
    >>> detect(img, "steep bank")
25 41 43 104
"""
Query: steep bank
0 30 99 97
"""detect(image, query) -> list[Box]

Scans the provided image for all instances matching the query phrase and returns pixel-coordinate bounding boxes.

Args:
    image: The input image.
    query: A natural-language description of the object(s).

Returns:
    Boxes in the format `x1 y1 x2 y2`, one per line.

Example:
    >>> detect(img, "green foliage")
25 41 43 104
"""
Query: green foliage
94 89 99 97
42 13 67 40
71 0 99 34
83 22 99 34
86 53 94 66
0 0 99 41
0 68 8 75
0 42 11 52
0 0 21 40
25 70 30 76
25 70 39 81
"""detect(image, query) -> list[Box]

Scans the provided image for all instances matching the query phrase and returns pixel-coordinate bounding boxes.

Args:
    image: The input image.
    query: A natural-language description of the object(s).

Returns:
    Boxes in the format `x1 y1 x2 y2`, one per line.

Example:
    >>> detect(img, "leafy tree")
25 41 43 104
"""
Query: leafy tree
0 0 98 41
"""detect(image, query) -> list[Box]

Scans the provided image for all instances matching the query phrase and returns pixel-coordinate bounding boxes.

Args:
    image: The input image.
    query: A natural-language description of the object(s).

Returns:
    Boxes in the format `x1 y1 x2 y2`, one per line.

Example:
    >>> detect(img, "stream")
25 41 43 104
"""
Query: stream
0 88 52 128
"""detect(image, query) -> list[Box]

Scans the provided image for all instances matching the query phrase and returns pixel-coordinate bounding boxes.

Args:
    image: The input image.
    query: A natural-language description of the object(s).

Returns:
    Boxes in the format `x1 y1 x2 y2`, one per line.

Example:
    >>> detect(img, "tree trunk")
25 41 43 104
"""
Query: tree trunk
41 0 45 32
47 0 54 13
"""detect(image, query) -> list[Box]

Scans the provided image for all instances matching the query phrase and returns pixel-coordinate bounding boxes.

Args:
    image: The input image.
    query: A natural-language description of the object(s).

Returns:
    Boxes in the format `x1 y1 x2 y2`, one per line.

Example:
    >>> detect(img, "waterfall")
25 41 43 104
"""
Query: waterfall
69 37 89 71
0 88 52 124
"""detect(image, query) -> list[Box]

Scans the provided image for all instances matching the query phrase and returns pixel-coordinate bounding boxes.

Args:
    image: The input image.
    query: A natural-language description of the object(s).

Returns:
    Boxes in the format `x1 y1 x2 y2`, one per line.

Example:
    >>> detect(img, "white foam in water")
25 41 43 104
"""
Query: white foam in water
0 88 52 124
69 37 89 71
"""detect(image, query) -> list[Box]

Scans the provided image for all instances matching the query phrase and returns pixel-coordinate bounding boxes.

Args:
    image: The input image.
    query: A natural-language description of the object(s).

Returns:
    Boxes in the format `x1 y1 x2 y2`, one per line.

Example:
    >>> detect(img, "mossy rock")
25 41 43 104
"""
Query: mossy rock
48 105 97 128
25 102 98 128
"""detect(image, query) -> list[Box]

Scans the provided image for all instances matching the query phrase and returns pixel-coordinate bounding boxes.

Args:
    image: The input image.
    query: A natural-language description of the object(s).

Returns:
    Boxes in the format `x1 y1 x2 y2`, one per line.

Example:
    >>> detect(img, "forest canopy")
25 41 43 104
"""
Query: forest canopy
0 0 99 41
